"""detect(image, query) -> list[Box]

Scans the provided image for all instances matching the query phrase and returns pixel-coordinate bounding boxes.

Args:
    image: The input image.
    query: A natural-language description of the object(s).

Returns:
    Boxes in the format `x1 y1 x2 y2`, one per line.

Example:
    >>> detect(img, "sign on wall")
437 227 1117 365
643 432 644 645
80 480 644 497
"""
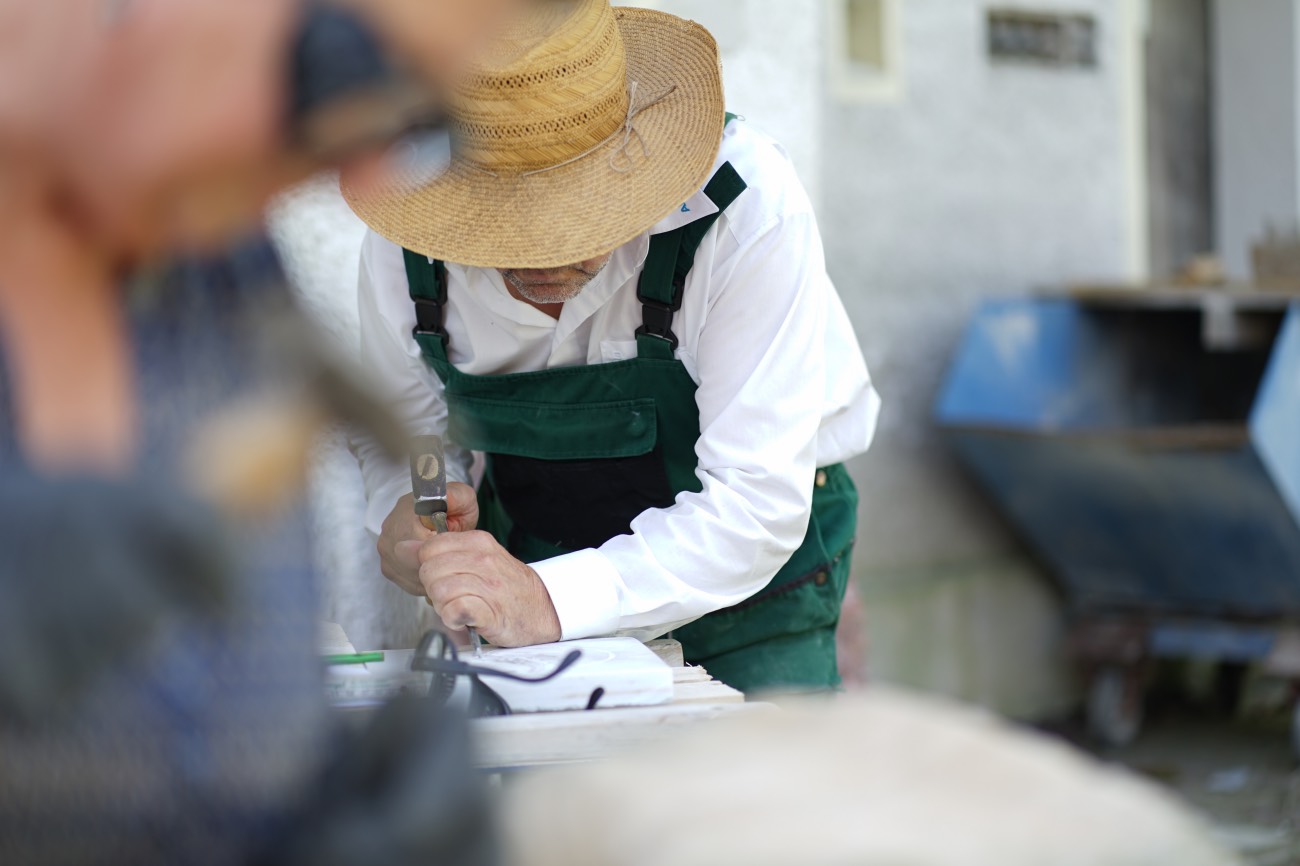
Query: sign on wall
987 9 1099 68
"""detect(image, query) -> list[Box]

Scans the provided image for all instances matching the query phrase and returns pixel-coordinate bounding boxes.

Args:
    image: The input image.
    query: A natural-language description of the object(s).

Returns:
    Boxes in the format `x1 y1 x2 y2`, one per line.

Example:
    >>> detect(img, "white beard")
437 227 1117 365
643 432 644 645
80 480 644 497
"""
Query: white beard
499 258 610 306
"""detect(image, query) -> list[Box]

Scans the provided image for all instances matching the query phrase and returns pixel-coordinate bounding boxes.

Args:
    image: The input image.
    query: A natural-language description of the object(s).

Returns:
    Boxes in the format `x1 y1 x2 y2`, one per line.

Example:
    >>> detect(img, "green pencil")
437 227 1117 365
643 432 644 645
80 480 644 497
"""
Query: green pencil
324 652 385 666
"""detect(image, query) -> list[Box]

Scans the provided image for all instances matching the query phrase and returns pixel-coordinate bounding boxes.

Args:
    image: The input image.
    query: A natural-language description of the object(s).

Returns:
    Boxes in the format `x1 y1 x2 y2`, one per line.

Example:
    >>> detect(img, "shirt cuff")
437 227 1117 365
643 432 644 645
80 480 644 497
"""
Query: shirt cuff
530 548 622 641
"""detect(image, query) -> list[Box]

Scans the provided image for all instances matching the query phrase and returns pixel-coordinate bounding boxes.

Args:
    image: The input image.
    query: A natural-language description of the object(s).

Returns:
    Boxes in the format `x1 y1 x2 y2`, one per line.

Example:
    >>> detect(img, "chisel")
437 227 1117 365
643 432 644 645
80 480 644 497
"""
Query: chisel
410 434 482 657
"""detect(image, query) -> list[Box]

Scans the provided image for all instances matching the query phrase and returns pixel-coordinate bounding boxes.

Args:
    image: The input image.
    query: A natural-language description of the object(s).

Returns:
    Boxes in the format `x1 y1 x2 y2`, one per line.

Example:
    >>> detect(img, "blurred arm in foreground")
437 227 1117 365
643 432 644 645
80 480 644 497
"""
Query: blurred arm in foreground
0 2 516 864
0 0 511 716
0 0 517 474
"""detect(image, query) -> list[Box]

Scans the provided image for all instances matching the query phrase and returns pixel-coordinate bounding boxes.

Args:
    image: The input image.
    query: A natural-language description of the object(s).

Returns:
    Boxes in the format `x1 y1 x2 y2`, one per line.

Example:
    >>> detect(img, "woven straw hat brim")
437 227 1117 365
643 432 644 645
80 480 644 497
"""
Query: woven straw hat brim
342 8 725 270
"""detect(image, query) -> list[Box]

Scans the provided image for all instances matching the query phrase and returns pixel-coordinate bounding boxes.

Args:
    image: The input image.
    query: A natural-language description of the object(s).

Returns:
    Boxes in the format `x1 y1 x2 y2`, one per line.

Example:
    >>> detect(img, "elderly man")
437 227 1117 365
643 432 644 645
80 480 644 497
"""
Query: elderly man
348 0 879 692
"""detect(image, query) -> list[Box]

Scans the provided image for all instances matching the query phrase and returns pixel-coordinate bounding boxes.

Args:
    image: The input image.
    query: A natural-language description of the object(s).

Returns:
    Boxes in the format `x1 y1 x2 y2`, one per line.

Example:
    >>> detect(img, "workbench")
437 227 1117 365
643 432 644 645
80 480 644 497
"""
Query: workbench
936 287 1300 756
320 623 765 771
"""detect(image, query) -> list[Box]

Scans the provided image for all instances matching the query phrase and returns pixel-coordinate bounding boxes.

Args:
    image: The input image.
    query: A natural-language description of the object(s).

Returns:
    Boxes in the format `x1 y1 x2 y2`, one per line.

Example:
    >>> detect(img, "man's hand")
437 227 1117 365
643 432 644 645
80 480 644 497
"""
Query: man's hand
443 481 479 533
378 483 480 596
417 531 561 648
339 0 523 88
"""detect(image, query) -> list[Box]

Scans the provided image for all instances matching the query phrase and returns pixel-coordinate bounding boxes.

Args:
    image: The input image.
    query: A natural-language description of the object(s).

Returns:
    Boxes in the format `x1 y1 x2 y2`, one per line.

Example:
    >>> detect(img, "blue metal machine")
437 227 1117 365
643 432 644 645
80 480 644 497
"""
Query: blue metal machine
935 292 1300 748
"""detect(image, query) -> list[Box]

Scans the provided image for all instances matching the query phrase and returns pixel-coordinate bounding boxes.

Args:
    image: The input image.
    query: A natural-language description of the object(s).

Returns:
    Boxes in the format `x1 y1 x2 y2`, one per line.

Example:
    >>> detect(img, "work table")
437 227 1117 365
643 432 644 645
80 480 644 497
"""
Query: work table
320 623 764 771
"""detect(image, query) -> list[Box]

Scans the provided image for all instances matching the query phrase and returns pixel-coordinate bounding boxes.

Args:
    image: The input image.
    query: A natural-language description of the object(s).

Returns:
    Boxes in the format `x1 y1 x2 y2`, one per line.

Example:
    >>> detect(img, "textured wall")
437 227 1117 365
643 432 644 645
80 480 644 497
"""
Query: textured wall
820 0 1142 716
1212 0 1300 280
822 0 1140 572
613 0 824 207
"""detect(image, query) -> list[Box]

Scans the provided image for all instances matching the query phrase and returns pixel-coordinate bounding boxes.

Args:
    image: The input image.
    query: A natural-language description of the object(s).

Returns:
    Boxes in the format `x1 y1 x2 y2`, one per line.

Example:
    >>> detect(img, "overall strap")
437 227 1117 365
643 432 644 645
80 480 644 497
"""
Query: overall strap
401 147 749 364
403 248 450 361
635 160 748 360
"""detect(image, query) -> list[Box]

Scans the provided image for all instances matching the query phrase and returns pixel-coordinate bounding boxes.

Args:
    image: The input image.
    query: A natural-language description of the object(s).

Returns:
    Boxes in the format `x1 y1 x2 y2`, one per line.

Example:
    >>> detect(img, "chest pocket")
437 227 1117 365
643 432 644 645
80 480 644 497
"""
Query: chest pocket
447 394 658 461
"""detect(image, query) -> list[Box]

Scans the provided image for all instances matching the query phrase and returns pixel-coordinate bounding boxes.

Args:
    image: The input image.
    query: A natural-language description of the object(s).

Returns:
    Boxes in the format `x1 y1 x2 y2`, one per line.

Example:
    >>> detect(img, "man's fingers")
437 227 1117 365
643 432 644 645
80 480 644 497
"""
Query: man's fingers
425 552 503 590
416 528 496 563
442 625 472 647
442 595 491 631
431 590 492 633
393 539 424 571
421 570 477 609
388 494 433 532
445 481 479 532
409 512 435 540
409 525 558 646
376 494 437 596
446 482 476 511
377 539 424 595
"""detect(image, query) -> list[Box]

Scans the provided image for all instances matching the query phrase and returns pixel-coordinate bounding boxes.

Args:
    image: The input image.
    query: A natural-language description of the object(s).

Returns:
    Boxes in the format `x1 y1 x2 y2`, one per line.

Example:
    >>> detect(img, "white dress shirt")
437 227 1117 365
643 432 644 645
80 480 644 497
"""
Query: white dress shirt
352 120 881 642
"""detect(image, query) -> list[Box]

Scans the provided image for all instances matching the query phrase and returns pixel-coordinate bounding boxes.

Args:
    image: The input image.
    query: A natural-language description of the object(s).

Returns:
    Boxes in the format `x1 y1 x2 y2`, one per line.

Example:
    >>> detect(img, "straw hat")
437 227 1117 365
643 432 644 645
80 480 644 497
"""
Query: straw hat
341 0 725 269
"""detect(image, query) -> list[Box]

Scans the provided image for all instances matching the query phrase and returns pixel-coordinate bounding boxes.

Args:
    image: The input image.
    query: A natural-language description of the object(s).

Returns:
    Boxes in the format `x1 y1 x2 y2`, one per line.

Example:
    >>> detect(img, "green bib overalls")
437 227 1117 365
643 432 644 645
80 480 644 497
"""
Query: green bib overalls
401 158 858 693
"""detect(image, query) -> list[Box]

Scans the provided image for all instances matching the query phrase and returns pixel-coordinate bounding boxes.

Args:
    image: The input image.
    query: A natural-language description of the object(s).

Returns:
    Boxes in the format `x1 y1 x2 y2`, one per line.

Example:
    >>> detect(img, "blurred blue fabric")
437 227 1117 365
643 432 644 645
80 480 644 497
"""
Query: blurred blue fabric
0 239 331 866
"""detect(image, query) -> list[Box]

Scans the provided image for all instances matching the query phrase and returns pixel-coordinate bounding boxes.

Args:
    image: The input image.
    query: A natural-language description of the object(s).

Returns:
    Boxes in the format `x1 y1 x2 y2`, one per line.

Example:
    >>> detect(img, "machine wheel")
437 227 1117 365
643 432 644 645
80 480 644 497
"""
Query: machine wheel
1087 665 1144 748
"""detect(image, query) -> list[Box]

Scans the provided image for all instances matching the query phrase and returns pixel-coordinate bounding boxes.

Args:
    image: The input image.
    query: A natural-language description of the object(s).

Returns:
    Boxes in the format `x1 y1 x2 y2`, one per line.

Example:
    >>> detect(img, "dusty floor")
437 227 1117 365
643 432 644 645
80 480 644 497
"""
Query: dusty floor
1053 687 1300 866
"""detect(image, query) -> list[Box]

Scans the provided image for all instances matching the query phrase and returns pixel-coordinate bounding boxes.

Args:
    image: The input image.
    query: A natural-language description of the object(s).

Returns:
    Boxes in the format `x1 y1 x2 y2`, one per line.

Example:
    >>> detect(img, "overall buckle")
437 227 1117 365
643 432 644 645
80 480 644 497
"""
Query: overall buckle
635 298 679 350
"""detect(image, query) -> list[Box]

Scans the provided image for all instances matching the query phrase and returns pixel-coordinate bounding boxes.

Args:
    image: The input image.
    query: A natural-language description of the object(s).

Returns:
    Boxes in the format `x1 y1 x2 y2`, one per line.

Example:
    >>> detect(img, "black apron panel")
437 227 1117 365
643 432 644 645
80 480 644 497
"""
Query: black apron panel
490 448 677 551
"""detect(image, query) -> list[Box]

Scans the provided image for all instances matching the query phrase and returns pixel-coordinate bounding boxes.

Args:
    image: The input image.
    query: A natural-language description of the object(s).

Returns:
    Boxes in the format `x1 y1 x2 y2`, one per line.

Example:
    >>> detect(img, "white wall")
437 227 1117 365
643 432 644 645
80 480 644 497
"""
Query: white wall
1212 0 1300 280
613 0 825 207
823 0 1142 570
820 0 1144 716
268 178 441 651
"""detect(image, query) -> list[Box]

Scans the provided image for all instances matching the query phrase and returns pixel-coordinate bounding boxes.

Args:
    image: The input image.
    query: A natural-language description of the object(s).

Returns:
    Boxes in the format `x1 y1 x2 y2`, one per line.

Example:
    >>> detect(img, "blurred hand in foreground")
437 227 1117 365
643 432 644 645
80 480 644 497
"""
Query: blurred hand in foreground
0 0 522 473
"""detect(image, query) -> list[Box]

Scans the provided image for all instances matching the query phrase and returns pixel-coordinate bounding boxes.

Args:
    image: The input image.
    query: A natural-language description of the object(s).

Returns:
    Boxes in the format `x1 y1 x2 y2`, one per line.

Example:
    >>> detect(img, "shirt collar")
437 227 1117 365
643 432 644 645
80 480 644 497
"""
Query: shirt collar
554 233 647 340
444 260 558 329
435 170 716 329
441 235 650 339
647 187 720 236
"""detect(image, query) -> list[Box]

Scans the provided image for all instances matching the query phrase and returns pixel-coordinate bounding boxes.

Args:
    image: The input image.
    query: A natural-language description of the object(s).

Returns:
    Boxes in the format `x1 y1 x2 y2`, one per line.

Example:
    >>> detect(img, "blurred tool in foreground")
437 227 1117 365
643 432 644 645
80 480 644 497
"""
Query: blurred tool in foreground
0 1 523 864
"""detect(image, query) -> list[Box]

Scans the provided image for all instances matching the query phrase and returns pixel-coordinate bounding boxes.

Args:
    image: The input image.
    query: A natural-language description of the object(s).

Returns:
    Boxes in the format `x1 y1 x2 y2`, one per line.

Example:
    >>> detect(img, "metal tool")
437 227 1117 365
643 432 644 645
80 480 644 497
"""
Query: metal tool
410 434 482 658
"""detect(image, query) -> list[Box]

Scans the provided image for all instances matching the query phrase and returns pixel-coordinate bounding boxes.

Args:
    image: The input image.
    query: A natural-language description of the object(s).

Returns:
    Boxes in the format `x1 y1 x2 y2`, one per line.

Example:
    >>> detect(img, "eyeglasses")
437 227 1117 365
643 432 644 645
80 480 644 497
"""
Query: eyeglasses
410 630 582 718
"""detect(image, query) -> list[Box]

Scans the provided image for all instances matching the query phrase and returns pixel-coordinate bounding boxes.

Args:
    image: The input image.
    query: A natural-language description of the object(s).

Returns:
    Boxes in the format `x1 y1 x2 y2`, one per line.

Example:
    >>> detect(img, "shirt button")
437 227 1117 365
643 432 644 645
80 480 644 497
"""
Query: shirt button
627 415 647 436
814 571 829 587
815 470 828 488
